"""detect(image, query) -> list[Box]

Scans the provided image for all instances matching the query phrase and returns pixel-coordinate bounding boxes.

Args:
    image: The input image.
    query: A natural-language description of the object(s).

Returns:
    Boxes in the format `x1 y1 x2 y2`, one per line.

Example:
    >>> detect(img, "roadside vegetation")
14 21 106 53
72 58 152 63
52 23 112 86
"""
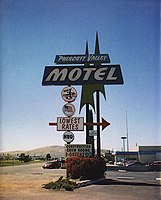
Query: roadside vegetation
0 159 44 167
66 156 106 180
42 176 77 191
42 157 106 192
0 153 53 167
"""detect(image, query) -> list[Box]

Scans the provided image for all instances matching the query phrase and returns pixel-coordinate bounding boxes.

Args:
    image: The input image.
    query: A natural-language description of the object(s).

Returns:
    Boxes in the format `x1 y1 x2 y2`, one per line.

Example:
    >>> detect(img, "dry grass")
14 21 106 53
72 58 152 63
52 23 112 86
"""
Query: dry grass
0 172 69 200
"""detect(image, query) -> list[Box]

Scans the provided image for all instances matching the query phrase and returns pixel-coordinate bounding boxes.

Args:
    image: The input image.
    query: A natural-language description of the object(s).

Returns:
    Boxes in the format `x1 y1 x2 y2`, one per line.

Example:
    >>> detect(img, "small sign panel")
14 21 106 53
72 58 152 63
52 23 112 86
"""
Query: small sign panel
61 86 77 103
57 117 84 131
54 54 110 64
63 131 74 143
65 144 92 157
62 103 76 117
89 130 97 136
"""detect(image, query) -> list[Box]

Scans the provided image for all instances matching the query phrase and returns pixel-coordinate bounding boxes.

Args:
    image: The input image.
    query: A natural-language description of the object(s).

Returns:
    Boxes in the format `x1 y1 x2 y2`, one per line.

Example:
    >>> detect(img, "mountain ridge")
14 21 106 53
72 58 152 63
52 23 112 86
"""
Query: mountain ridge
0 145 109 158
0 145 65 158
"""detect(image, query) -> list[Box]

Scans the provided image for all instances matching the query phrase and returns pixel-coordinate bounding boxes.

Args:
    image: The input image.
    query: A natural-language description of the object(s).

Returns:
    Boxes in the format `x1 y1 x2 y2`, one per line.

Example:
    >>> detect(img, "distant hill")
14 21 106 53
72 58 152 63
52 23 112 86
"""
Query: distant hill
0 145 110 159
0 145 65 158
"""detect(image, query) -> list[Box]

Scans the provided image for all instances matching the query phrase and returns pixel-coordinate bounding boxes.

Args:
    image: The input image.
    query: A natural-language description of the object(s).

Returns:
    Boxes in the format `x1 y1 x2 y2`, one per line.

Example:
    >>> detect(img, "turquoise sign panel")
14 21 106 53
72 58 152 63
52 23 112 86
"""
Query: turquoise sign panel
54 54 110 64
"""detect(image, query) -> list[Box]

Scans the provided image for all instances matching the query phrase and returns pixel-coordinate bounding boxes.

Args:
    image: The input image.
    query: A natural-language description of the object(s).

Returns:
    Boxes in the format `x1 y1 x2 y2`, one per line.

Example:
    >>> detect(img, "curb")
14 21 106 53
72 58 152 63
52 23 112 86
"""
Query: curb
75 177 106 188
74 177 161 188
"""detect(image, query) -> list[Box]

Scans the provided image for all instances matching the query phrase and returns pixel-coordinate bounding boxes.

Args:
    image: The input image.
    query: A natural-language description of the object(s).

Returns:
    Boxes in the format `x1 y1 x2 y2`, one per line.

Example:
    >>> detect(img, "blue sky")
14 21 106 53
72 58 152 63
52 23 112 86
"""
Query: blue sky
1 0 160 152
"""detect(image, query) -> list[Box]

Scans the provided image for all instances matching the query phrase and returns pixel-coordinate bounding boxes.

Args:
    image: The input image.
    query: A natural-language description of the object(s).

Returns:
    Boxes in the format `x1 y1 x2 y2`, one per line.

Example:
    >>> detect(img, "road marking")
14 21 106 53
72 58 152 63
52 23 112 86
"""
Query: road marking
117 177 135 180
118 170 127 173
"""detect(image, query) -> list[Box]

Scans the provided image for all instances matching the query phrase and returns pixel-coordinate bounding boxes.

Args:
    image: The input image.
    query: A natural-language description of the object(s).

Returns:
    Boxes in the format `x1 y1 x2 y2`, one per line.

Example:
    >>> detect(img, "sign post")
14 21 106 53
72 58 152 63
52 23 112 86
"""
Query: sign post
42 32 124 158
95 32 101 157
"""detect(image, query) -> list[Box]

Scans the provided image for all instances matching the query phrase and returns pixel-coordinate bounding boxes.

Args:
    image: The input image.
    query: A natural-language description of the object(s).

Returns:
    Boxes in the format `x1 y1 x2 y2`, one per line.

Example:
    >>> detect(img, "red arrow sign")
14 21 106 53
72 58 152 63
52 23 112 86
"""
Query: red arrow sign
84 117 110 131
49 122 57 126
49 117 110 131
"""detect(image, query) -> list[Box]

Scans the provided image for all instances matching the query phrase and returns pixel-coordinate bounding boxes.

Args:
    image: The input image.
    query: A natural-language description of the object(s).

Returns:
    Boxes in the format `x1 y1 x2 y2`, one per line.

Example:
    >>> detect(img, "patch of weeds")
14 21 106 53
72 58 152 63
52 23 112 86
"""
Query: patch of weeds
42 176 76 191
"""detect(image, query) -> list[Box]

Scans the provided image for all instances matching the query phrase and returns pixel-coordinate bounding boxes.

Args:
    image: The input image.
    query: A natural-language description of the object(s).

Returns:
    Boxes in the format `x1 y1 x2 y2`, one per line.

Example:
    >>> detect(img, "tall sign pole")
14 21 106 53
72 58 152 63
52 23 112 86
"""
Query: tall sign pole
96 91 101 156
88 109 95 156
94 32 104 157
84 41 95 156
84 41 90 144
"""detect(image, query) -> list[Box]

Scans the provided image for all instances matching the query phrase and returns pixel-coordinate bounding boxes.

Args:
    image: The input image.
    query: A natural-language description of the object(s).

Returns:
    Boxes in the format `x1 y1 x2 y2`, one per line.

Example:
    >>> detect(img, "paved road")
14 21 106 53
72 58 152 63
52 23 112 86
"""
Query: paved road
1 163 160 184
0 162 66 176
105 170 161 185
0 163 161 200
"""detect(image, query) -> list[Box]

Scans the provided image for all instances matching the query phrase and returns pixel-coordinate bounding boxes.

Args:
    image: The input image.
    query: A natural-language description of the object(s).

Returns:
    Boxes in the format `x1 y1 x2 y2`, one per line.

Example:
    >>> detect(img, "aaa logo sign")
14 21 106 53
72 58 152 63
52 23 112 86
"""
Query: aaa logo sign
61 86 77 103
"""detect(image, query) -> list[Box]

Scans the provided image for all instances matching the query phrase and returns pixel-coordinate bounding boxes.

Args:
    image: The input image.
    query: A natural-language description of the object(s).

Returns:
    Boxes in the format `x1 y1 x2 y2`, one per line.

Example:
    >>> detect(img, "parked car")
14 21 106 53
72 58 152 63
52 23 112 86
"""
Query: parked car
125 161 149 172
149 161 161 171
116 161 124 166
127 161 145 167
42 160 61 169
125 160 138 166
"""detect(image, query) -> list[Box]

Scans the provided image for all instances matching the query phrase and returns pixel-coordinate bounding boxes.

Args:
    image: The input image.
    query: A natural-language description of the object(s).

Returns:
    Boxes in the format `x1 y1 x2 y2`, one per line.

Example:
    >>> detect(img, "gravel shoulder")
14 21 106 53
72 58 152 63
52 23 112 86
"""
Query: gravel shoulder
0 163 67 200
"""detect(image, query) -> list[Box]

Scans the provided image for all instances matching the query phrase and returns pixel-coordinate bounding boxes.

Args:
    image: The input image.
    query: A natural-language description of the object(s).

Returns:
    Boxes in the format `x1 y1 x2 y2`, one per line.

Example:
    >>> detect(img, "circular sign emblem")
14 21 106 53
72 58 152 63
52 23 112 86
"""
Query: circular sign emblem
63 131 74 143
61 86 77 103
62 103 76 117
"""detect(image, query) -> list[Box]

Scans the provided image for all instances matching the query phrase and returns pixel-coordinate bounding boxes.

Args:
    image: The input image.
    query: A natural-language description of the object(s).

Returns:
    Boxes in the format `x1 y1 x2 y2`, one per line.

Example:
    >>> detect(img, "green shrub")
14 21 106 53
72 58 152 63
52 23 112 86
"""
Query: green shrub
42 176 76 191
42 181 55 189
62 183 75 191
67 157 106 180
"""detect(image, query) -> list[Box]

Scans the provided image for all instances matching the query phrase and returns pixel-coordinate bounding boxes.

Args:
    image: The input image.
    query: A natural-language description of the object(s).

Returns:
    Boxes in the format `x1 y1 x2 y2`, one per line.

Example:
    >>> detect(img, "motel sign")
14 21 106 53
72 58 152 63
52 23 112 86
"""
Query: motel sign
42 65 123 86
42 33 124 157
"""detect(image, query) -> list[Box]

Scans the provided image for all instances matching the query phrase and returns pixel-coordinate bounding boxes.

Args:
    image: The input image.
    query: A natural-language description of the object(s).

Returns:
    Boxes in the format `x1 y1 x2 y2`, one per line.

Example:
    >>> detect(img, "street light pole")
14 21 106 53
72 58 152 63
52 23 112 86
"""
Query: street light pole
121 136 127 152
126 110 129 152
